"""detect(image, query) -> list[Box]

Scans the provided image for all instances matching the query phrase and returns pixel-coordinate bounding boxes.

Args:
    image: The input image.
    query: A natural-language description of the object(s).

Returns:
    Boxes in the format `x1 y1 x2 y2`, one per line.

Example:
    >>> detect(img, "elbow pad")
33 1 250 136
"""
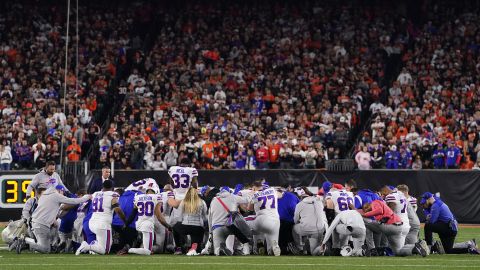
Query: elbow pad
325 208 335 225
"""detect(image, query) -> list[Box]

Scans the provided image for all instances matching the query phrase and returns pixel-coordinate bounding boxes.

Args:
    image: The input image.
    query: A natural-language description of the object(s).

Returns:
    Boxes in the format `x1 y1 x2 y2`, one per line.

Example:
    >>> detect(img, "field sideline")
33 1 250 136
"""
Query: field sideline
0 227 479 270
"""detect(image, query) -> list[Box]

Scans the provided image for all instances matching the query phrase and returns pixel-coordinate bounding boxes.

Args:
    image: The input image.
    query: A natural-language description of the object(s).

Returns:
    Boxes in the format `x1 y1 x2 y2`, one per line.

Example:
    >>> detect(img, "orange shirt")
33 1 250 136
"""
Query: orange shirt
202 142 214 159
268 144 281 163
66 143 81 161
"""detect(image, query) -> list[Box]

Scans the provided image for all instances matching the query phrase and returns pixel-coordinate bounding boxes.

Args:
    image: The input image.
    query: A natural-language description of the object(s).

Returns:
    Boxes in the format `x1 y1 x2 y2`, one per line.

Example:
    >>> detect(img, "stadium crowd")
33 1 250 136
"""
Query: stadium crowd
98 0 395 170
0 1 138 170
355 1 480 170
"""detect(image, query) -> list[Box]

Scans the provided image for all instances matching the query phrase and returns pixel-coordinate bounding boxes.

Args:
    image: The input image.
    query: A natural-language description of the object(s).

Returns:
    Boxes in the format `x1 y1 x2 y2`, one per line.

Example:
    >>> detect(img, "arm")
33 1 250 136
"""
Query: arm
124 207 138 227
26 174 40 196
322 214 341 244
22 198 35 221
429 203 440 224
294 204 300 224
57 193 91 205
112 197 127 223
154 203 171 229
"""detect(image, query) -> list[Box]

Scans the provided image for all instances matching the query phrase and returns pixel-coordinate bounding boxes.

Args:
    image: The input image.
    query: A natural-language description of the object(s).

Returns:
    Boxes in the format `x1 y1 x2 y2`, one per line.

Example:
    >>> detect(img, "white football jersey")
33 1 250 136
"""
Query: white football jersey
384 191 410 226
407 196 418 212
159 191 172 215
251 187 279 218
134 193 162 228
168 166 198 199
325 189 354 214
89 191 120 228
125 178 160 193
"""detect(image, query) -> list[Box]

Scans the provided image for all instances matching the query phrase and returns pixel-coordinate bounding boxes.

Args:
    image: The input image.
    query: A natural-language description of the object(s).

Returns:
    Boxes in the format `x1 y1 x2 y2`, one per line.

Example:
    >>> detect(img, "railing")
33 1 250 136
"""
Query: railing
325 159 356 172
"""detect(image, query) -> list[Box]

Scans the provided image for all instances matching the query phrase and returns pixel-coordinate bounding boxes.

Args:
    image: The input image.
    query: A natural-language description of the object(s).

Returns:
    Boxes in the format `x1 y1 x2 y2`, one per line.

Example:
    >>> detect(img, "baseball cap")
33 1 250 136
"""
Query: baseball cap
55 185 66 191
220 186 231 193
420 192 433 205
233 184 244 195
322 181 332 194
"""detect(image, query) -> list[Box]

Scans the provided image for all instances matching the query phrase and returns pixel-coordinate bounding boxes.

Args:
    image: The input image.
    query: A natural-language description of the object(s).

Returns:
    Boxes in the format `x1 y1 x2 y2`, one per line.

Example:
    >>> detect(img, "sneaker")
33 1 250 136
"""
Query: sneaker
414 240 428 257
219 243 232 256
257 240 266 256
272 241 281 256
287 242 301 255
9 237 18 252
174 247 183 255
117 244 130 255
420 240 430 256
75 241 89 256
200 247 210 255
468 239 479 255
187 243 198 256
433 240 445 255
242 243 251 256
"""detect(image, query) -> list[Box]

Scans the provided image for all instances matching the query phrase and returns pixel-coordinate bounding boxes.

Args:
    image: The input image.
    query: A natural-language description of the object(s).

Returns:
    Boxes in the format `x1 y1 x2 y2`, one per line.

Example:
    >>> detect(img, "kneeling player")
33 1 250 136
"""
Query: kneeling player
321 210 366 256
76 180 127 255
125 188 171 255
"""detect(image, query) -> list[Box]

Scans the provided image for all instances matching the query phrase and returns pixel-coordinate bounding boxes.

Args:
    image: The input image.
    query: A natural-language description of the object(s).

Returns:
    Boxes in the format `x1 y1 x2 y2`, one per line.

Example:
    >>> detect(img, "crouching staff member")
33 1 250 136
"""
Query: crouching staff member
172 187 208 255
207 186 251 256
292 187 328 255
421 192 478 254
17 185 91 254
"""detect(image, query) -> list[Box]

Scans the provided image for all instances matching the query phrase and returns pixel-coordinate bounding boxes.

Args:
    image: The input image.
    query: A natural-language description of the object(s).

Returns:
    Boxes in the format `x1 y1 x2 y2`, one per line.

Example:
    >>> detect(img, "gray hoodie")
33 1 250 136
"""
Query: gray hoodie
294 196 328 234
208 190 250 230
32 187 90 228
26 170 67 195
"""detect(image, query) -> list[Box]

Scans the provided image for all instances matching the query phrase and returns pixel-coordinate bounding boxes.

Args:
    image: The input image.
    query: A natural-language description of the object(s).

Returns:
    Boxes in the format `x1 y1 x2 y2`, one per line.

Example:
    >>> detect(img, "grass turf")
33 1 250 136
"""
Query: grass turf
0 227 479 270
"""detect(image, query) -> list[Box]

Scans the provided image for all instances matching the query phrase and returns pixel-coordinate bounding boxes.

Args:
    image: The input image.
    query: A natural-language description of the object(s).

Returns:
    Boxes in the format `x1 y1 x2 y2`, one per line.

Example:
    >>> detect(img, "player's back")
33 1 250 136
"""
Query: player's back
384 191 409 225
134 193 161 224
252 187 279 218
90 191 119 227
168 166 198 199
326 189 354 214
125 178 160 193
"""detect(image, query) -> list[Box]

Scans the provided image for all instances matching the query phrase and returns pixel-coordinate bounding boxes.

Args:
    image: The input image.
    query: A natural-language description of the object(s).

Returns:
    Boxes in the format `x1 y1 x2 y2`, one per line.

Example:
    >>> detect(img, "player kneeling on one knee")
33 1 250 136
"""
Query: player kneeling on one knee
124 187 171 255
76 180 127 255
360 200 429 257
321 210 366 256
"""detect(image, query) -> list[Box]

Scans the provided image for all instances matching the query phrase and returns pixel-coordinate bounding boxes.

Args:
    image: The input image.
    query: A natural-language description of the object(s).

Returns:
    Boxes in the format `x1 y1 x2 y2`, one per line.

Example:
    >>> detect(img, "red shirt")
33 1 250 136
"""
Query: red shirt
256 147 269 163
363 200 402 225
268 144 280 163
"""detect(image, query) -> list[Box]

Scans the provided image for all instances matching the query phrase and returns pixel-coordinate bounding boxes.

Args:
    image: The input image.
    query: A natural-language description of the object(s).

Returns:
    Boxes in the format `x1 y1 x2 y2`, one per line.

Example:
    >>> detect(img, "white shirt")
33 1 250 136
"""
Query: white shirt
125 178 160 194
168 166 198 200
323 210 365 244
133 193 162 228
385 191 410 227
251 187 279 218
89 191 120 228
325 189 354 215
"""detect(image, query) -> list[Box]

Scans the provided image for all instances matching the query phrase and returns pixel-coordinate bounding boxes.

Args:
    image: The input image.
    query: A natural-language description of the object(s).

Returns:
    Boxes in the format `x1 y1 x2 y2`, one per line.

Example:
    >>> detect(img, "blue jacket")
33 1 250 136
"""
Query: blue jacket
112 190 141 228
425 197 457 231
88 178 116 194
59 193 79 233
432 149 445 168
277 192 299 223
385 150 400 169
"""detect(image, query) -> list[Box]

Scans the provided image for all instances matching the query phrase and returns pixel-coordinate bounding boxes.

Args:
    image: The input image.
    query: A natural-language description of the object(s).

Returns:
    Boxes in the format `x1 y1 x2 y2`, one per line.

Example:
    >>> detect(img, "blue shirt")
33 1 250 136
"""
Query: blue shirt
112 190 141 227
445 147 461 166
277 192 299 223
59 193 78 233
354 189 381 209
427 198 456 227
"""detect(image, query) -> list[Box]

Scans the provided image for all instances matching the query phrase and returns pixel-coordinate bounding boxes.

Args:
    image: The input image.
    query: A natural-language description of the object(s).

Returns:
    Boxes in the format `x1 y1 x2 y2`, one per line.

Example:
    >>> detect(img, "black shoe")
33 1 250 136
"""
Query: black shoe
414 242 427 257
287 242 301 255
219 243 232 256
256 240 266 256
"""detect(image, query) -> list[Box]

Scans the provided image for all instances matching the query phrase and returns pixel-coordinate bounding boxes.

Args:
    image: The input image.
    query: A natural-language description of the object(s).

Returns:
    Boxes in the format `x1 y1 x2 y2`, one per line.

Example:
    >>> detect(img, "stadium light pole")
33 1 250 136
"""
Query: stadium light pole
60 0 71 174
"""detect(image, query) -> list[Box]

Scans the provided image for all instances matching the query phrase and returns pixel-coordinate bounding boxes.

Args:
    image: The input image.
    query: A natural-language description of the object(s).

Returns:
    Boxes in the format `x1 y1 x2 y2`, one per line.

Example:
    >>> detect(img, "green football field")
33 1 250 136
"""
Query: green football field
1 227 479 270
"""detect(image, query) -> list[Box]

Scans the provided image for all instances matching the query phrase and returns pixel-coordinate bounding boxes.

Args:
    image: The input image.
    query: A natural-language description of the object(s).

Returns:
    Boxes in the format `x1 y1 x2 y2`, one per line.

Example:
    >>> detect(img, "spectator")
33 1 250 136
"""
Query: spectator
66 138 81 162
0 144 13 170
445 141 461 169
164 146 179 168
355 146 372 170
